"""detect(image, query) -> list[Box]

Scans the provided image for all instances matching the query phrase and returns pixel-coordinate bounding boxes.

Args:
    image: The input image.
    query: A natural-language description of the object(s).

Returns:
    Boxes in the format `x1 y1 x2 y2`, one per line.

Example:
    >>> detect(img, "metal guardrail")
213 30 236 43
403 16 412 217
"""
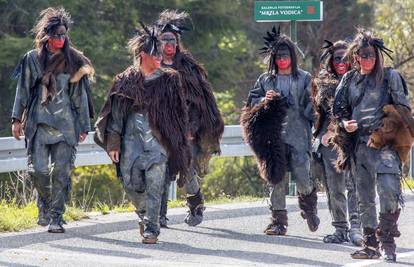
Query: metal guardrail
0 125 253 173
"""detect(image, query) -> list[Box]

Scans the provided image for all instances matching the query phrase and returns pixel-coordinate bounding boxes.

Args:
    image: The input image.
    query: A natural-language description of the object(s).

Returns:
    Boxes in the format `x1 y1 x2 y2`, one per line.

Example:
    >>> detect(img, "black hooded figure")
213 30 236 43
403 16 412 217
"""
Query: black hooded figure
11 7 94 233
333 29 411 262
155 10 224 228
241 26 319 236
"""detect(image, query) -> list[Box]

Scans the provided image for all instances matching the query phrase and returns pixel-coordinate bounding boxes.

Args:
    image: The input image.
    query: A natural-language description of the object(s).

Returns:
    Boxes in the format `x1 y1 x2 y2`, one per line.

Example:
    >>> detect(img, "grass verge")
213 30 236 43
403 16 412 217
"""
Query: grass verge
0 200 88 233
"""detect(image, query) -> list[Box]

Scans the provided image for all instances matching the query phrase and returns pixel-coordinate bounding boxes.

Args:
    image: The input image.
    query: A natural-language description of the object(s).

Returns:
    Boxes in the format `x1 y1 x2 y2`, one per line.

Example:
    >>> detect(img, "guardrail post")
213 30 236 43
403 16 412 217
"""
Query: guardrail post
168 180 177 201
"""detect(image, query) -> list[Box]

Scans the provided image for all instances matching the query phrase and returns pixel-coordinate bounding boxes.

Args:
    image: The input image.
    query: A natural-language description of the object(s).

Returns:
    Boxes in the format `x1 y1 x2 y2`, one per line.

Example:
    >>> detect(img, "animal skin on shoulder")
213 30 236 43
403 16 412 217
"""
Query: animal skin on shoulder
368 104 414 163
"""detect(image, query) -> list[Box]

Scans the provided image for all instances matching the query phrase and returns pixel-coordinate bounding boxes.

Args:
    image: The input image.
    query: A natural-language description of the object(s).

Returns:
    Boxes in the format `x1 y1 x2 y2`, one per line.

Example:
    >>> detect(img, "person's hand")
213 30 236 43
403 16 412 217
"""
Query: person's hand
109 150 120 163
12 121 23 140
79 132 88 143
265 90 280 101
343 120 358 133
321 131 334 147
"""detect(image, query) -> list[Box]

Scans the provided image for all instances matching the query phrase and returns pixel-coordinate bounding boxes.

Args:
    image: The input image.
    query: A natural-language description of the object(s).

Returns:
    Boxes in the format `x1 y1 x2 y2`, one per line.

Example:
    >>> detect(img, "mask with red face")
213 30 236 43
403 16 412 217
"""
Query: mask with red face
357 48 376 73
160 34 177 57
275 48 292 70
332 50 349 75
276 58 291 69
48 38 65 50
163 43 176 57
359 58 376 72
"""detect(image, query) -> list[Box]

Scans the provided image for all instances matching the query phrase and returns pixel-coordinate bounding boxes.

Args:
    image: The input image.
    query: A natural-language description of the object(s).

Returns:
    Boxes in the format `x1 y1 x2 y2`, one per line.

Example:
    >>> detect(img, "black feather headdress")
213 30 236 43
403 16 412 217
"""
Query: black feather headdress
259 25 282 56
319 40 334 63
259 25 299 77
129 21 159 56
356 29 393 60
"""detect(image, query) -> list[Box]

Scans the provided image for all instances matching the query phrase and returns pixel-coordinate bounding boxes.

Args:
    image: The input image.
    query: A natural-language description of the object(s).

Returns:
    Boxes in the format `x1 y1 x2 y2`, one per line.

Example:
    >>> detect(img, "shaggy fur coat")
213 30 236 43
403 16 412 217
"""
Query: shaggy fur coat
94 66 191 176
240 96 288 185
174 51 224 177
311 70 338 138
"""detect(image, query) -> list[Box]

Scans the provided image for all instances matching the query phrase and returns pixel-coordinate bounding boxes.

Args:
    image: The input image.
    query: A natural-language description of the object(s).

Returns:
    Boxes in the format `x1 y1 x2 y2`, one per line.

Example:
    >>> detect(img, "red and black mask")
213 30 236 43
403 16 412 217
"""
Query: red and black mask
332 49 349 75
357 46 376 73
160 32 177 57
275 47 291 70
47 25 67 50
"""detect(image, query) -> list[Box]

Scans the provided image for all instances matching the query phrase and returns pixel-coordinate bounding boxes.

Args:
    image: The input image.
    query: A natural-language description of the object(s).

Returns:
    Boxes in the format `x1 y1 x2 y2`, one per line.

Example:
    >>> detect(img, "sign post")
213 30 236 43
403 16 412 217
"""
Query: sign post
254 1 323 195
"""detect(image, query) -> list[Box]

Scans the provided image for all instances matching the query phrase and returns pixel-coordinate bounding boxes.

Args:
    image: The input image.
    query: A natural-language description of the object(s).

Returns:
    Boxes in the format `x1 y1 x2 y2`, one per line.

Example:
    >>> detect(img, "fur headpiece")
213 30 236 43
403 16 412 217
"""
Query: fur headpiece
33 7 73 51
156 9 191 36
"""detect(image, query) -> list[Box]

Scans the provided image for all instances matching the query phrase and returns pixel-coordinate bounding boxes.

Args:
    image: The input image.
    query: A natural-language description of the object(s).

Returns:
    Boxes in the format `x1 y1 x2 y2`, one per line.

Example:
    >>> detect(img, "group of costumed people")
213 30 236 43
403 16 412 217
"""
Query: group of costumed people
10 6 412 263
241 26 413 263
11 7 223 244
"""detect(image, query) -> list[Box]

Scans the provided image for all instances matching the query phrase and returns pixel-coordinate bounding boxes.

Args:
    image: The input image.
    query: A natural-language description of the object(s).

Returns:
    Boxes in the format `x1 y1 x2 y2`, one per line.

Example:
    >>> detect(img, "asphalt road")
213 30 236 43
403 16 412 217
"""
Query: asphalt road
0 193 413 267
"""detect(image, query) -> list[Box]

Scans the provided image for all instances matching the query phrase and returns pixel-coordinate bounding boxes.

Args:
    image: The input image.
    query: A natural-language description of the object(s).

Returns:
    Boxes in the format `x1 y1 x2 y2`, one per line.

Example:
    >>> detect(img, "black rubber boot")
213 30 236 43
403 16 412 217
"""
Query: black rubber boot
298 188 320 232
48 214 65 233
376 209 401 263
351 227 381 259
184 189 205 226
264 210 288 236
349 226 363 247
323 229 349 244
159 216 169 228
36 196 50 226
142 226 159 244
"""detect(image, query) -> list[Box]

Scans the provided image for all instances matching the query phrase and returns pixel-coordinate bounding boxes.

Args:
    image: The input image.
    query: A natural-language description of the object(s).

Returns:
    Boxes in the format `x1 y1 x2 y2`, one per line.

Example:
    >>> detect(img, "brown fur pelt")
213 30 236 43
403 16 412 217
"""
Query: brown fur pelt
311 69 339 138
38 47 95 116
94 66 191 176
368 104 414 163
331 123 357 171
240 96 288 185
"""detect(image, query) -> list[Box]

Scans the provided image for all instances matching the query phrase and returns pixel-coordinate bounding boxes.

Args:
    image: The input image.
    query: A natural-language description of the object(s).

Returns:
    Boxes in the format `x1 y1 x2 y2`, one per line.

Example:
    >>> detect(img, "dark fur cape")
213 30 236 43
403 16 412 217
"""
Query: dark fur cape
311 69 354 171
174 50 224 176
240 96 288 185
94 66 191 176
311 70 339 138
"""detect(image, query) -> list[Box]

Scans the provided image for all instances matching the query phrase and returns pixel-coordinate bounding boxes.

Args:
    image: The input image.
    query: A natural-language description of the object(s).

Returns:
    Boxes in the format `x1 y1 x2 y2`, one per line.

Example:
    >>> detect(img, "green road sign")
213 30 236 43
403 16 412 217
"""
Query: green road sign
255 1 323 22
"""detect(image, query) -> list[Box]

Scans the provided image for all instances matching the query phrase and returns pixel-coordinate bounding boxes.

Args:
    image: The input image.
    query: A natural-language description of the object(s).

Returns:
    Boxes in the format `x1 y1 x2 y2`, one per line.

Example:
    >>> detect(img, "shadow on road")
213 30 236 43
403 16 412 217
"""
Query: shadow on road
0 193 413 266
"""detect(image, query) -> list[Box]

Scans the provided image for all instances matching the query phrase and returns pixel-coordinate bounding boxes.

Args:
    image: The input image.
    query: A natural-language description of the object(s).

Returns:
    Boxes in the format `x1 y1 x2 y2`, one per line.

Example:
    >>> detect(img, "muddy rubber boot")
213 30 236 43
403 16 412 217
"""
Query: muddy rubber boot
264 209 288 236
184 189 205 227
323 229 349 244
37 205 51 226
298 188 320 232
142 229 158 244
48 215 65 233
349 227 363 247
376 209 401 263
351 227 381 259
159 215 169 228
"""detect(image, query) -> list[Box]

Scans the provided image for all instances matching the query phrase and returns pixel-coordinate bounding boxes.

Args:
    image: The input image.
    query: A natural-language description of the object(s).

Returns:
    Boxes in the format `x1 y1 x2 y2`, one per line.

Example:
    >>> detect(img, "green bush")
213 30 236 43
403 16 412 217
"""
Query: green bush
71 165 124 210
201 156 264 200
